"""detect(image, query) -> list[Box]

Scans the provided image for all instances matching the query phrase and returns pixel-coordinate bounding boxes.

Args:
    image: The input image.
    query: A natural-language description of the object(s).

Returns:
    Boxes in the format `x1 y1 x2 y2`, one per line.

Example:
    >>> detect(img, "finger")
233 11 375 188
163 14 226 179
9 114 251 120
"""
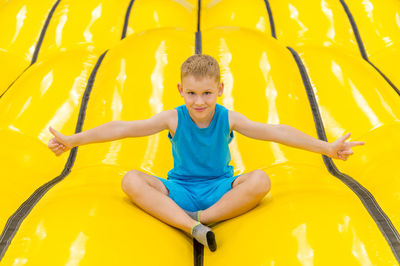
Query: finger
339 132 351 142
50 144 60 150
49 126 64 141
49 126 56 136
339 150 353 155
49 142 59 148
54 146 64 153
48 138 57 147
349 141 365 147
57 143 65 149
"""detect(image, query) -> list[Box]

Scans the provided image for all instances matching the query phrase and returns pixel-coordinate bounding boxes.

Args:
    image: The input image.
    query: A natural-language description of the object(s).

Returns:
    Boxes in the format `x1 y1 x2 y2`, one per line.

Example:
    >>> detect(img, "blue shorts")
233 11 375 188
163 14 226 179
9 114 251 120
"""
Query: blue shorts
155 175 241 212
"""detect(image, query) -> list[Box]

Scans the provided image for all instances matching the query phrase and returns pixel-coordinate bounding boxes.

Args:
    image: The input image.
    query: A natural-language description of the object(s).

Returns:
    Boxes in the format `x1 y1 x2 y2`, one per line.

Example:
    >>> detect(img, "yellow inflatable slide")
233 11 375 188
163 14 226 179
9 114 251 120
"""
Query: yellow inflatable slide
0 0 399 265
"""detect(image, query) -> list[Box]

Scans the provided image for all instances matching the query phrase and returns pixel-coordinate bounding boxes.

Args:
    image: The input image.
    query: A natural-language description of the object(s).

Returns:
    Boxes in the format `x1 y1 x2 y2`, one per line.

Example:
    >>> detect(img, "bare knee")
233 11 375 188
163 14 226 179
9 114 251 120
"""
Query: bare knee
121 170 145 196
248 169 271 197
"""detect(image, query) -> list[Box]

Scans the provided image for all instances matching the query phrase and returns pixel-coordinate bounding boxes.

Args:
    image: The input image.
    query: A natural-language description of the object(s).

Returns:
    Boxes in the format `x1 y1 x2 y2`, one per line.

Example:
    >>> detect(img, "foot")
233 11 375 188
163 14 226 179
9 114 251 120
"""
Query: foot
206 230 217 252
191 222 217 252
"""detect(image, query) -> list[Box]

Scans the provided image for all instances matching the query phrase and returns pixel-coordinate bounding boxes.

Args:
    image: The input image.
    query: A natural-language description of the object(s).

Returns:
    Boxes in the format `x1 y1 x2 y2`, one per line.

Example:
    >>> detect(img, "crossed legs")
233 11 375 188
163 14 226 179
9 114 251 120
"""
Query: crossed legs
121 169 271 234
200 169 271 225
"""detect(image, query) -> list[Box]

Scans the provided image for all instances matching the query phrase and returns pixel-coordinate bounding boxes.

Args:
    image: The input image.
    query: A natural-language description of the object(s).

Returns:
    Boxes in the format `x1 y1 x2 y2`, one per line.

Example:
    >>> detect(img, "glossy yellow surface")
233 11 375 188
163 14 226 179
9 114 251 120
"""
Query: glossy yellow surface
202 0 271 35
296 45 400 231
343 0 400 57
0 0 56 93
0 0 55 59
370 46 400 92
1 0 399 265
268 0 400 90
37 0 131 61
0 51 27 95
200 28 398 265
268 0 359 54
345 0 400 89
126 0 197 37
0 0 6 9
0 51 98 231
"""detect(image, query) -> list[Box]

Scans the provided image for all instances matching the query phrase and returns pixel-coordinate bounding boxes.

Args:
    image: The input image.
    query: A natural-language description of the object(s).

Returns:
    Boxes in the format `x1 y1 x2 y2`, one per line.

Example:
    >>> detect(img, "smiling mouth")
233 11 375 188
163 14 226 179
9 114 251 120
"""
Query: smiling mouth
194 107 206 112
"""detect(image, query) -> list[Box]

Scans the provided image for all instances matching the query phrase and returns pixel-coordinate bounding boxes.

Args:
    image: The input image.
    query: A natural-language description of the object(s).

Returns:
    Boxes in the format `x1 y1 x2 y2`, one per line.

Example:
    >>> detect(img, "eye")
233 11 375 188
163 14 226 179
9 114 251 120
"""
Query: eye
188 92 195 95
204 92 211 95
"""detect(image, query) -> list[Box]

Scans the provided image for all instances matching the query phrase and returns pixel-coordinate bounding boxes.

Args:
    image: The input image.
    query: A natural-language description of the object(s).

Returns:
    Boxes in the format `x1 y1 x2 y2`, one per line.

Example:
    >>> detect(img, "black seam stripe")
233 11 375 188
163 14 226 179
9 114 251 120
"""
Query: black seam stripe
338 0 368 60
194 239 204 266
366 58 400 96
31 0 62 65
287 46 400 263
195 0 202 55
0 50 108 261
0 65 29 99
121 0 134 40
339 0 400 96
195 32 202 55
193 1 203 265
263 0 276 39
197 0 201 32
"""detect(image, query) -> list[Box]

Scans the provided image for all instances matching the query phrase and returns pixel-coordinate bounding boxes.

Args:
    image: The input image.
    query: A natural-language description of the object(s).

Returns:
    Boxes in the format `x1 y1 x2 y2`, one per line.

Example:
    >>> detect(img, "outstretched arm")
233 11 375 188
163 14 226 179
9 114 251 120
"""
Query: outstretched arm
48 110 174 156
229 111 365 160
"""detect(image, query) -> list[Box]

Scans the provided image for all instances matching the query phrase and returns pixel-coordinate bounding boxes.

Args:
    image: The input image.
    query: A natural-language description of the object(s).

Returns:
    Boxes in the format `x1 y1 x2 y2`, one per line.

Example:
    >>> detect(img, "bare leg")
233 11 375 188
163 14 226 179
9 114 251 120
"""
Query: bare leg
200 169 271 225
121 170 198 234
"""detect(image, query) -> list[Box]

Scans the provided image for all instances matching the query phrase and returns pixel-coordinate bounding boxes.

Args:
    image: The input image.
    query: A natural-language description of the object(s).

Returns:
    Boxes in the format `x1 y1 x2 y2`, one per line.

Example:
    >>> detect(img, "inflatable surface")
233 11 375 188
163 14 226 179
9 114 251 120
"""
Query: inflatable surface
1 0 399 265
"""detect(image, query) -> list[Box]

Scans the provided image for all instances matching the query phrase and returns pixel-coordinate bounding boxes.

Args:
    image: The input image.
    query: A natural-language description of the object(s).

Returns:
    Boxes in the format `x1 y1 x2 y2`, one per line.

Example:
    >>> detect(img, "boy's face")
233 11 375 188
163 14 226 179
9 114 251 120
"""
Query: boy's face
177 75 224 121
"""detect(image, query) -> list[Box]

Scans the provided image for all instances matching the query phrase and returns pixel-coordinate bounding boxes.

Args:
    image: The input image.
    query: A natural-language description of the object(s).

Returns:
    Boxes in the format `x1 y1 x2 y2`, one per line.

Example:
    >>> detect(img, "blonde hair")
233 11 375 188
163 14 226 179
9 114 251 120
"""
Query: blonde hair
181 54 220 83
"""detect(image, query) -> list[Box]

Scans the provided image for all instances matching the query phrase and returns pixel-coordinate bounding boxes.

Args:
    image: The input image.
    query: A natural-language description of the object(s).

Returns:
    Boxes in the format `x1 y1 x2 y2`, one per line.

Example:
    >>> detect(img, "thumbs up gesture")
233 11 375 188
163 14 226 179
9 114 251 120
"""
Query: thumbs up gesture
328 132 365 161
48 126 74 156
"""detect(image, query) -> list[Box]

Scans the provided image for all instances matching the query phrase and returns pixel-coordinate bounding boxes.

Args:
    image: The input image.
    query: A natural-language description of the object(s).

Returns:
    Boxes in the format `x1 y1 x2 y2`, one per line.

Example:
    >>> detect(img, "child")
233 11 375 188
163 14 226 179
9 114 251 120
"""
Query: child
48 54 365 252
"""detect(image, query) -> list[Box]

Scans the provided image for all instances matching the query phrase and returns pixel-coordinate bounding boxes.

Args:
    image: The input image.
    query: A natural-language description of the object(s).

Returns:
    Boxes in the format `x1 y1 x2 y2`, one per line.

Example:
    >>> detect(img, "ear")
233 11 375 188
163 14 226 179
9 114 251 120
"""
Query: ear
217 82 224 96
177 83 183 97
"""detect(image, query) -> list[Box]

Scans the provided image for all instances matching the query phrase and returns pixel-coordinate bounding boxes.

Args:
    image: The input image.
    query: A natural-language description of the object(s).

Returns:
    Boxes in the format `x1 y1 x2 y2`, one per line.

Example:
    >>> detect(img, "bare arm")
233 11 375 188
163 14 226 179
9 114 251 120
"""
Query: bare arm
48 110 174 156
230 110 332 156
229 111 365 160
71 110 172 146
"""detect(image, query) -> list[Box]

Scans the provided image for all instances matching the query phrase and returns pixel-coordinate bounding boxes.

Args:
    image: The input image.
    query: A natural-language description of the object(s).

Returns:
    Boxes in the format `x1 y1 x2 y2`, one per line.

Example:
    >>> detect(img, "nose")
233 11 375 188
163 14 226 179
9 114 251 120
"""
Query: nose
194 95 204 105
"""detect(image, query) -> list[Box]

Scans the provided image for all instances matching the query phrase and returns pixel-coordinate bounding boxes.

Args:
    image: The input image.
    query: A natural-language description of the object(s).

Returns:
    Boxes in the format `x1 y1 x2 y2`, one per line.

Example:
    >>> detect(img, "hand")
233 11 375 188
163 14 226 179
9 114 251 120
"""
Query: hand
328 132 365 161
48 127 74 156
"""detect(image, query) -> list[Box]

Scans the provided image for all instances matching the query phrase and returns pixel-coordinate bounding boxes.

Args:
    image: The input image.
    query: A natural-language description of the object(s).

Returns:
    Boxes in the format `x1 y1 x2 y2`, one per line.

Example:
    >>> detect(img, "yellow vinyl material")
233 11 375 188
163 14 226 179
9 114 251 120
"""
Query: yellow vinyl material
0 0 55 58
295 44 400 237
36 0 131 61
344 0 400 89
370 46 400 91
0 0 56 94
200 27 398 265
342 0 400 57
0 0 6 9
0 52 28 95
125 0 197 37
201 0 271 35
1 0 400 265
267 0 359 55
0 51 98 231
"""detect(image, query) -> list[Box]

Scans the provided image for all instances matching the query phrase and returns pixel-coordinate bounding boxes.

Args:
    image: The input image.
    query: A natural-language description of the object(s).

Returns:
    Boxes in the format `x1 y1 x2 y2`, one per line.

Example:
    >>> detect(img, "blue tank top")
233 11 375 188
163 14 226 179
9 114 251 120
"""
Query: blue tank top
167 104 234 181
